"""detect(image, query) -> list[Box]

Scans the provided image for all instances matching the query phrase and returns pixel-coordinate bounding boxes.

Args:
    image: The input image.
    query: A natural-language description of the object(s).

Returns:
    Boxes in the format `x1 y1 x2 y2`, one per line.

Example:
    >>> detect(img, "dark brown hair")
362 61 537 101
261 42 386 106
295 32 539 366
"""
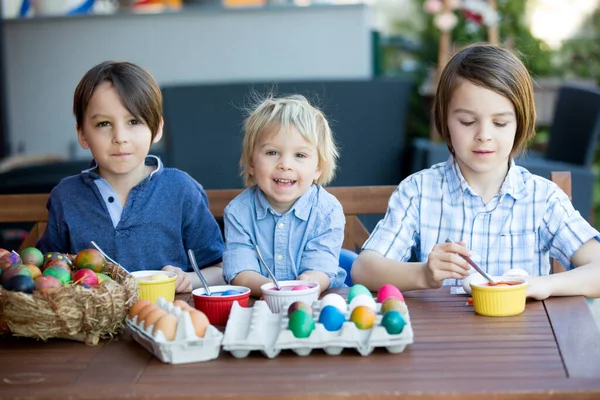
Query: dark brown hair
433 43 536 158
73 61 163 140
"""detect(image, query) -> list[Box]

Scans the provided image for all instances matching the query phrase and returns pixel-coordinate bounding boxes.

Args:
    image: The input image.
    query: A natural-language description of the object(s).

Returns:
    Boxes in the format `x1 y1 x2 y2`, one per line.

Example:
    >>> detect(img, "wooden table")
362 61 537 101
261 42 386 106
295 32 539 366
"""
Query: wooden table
1 287 600 399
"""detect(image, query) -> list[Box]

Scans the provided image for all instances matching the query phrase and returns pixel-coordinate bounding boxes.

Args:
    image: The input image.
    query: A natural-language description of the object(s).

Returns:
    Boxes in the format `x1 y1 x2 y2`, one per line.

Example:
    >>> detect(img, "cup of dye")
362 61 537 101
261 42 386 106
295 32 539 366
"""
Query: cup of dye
470 278 527 317
131 270 177 303
192 285 251 325
260 280 320 314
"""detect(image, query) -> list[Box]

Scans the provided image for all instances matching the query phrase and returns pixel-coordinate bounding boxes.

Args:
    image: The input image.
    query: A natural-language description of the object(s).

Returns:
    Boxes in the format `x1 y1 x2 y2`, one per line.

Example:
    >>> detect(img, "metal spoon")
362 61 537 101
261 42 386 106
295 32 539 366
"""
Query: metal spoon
187 249 212 296
90 241 131 275
445 238 496 284
253 244 281 290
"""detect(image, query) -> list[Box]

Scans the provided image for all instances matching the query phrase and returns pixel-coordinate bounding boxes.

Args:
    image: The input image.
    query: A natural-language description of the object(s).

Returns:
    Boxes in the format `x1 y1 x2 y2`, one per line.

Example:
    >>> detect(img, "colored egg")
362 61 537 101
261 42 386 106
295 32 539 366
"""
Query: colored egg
349 293 376 312
42 265 71 285
381 298 408 315
347 284 372 304
5 275 36 293
74 249 105 273
319 293 347 313
287 301 312 318
318 305 346 332
96 272 112 283
43 252 72 266
350 305 376 330
377 284 404 303
1 264 31 285
34 275 63 293
288 310 315 338
291 285 311 291
23 264 42 279
381 310 406 335
19 247 44 268
221 289 242 296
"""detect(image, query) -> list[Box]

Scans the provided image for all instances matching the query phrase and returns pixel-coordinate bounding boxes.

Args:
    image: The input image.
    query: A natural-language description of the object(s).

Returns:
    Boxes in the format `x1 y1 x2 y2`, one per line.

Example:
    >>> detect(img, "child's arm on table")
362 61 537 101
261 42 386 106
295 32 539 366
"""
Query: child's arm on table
527 239 600 300
351 241 471 292
231 271 272 297
298 270 330 292
297 202 344 293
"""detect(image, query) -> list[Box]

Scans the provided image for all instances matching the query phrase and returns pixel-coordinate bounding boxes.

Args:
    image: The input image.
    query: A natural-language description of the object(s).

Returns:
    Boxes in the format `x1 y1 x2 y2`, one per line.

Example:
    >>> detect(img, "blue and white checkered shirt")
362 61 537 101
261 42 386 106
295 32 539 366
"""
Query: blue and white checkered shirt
363 156 600 285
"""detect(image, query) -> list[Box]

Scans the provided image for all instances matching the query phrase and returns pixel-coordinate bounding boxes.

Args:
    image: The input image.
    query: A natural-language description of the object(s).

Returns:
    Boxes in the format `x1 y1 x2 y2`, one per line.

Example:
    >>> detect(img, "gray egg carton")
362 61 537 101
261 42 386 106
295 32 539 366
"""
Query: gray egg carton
127 297 223 364
221 300 413 358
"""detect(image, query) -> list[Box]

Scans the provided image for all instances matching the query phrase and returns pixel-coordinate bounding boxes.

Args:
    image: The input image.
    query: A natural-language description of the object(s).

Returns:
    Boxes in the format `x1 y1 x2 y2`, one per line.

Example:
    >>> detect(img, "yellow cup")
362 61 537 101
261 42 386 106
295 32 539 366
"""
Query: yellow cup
131 271 177 303
470 279 527 317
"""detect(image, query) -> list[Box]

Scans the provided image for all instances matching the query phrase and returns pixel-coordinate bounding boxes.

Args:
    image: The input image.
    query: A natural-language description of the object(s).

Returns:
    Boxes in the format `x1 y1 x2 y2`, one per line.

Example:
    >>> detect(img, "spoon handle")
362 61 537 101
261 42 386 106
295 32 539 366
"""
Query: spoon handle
90 241 131 275
444 239 496 284
253 244 281 290
187 249 212 296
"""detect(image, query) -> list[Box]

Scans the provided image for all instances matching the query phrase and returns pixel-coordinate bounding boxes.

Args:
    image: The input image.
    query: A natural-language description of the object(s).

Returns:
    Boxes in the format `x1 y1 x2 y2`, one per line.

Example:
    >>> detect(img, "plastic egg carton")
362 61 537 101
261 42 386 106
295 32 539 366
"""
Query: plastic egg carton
222 300 413 358
127 297 223 364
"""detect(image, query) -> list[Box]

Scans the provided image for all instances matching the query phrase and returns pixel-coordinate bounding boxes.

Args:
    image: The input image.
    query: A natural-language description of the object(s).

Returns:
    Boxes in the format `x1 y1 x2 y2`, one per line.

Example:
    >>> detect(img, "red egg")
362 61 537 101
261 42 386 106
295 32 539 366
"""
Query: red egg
72 269 99 286
377 284 404 303
291 285 311 291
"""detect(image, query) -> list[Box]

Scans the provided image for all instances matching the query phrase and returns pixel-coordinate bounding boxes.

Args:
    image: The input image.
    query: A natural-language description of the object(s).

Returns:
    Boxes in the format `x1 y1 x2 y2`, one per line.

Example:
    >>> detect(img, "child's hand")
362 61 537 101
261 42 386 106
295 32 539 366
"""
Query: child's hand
525 276 552 300
162 265 192 293
426 241 471 288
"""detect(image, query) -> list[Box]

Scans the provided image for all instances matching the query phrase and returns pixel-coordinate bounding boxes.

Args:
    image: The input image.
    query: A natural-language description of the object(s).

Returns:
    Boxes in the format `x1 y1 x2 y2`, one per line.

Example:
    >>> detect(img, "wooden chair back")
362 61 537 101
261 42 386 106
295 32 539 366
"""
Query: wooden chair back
0 172 573 274
0 186 396 253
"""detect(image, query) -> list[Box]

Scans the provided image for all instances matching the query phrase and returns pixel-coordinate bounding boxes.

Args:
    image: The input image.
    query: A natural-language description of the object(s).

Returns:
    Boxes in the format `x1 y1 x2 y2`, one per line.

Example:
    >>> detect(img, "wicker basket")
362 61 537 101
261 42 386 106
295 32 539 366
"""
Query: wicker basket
0 261 138 345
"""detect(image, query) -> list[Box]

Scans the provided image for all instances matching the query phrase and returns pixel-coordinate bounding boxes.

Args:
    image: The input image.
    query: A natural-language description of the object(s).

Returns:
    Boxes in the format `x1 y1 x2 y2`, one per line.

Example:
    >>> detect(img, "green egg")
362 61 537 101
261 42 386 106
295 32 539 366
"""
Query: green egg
381 310 406 335
42 265 71 285
347 284 372 304
288 310 315 339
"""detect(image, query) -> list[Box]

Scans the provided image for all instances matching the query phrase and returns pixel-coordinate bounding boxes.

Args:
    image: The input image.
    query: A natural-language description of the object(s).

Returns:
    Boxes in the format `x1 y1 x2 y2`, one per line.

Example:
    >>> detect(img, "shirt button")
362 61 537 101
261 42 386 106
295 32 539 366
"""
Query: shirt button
108 196 114 203
276 254 283 261
278 223 284 229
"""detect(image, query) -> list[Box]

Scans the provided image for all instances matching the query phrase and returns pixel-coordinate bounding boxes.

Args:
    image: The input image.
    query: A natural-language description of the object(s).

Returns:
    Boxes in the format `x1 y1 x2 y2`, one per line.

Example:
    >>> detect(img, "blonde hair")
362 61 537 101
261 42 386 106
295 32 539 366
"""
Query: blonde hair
240 94 339 187
434 43 536 159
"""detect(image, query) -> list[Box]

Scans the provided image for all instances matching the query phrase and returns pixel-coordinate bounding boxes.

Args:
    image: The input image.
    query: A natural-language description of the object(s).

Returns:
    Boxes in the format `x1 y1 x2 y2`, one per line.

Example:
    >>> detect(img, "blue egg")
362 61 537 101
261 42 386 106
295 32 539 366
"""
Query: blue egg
318 305 346 332
381 310 406 335
221 289 241 296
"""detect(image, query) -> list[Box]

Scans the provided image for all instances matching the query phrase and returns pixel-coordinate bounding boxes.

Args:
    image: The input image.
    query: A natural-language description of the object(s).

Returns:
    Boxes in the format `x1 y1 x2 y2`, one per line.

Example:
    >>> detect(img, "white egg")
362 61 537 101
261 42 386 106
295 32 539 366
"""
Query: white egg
502 268 529 278
349 293 376 312
320 293 347 312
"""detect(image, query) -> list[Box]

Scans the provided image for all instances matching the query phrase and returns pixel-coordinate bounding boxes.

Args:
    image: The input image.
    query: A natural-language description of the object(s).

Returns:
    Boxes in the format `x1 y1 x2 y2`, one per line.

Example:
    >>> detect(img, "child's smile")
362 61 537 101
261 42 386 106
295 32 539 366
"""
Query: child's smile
249 124 321 214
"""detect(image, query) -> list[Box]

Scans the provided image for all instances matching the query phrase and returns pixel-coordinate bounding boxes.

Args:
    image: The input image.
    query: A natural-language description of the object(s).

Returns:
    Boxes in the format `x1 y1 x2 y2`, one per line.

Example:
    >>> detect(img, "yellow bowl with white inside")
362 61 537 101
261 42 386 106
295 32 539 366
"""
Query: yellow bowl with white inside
470 278 527 317
131 270 177 303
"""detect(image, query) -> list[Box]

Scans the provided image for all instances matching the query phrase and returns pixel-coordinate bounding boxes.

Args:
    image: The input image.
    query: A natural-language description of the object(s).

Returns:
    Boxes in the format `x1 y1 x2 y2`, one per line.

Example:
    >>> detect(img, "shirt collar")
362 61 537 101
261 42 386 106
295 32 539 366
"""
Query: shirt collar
445 155 527 205
254 185 316 221
81 155 163 182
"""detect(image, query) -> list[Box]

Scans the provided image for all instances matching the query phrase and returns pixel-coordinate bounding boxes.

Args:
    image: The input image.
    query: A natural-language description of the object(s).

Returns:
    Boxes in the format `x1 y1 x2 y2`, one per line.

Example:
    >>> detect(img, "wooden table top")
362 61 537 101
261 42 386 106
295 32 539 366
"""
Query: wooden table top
1 287 600 400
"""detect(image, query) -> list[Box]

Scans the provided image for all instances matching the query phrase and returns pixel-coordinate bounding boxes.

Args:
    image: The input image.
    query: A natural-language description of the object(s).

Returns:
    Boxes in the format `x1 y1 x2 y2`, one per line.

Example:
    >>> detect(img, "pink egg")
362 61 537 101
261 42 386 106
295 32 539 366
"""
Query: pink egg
377 284 404 303
292 285 311 291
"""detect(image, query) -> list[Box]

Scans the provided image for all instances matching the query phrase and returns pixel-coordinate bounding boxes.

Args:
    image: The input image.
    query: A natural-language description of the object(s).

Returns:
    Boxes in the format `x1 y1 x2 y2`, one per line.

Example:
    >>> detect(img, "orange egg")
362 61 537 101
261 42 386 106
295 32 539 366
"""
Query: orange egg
128 299 152 319
173 299 192 310
153 314 178 341
350 305 377 330
137 304 159 324
143 308 167 330
189 309 210 338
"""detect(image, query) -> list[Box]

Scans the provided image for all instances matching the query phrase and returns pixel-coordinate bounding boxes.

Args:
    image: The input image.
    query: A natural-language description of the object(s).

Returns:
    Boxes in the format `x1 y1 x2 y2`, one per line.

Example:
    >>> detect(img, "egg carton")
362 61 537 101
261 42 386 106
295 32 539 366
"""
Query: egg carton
127 297 223 364
222 300 413 358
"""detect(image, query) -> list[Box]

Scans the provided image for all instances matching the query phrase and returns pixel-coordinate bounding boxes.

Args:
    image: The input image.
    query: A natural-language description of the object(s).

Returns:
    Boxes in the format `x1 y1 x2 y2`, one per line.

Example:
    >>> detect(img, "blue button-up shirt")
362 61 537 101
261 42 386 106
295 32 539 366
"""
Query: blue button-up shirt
364 156 600 285
223 185 347 288
37 156 224 272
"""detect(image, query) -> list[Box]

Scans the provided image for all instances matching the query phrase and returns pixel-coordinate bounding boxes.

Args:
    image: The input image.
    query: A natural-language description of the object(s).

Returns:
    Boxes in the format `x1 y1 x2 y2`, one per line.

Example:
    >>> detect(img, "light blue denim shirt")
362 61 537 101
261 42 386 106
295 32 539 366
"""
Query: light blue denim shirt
223 185 347 288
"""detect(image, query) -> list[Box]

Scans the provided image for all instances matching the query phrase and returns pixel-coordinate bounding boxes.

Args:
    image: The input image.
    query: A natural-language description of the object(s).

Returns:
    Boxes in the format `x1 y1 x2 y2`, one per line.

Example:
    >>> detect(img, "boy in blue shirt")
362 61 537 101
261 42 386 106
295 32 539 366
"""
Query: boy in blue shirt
37 61 225 293
352 44 600 302
223 95 346 296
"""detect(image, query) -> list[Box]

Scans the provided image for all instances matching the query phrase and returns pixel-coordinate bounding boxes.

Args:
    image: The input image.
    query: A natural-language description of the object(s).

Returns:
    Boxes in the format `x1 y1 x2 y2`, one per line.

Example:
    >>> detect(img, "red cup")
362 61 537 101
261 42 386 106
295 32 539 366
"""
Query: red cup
192 285 251 326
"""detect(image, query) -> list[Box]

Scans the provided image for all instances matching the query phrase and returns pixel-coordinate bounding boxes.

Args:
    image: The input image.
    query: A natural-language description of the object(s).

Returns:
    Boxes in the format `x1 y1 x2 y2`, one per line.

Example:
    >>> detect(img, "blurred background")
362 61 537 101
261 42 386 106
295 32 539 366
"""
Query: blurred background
0 0 598 229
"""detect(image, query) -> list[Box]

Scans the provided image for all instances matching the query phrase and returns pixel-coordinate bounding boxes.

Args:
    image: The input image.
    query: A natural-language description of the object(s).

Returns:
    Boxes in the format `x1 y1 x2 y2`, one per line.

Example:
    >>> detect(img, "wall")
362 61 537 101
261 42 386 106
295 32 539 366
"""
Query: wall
3 4 372 159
